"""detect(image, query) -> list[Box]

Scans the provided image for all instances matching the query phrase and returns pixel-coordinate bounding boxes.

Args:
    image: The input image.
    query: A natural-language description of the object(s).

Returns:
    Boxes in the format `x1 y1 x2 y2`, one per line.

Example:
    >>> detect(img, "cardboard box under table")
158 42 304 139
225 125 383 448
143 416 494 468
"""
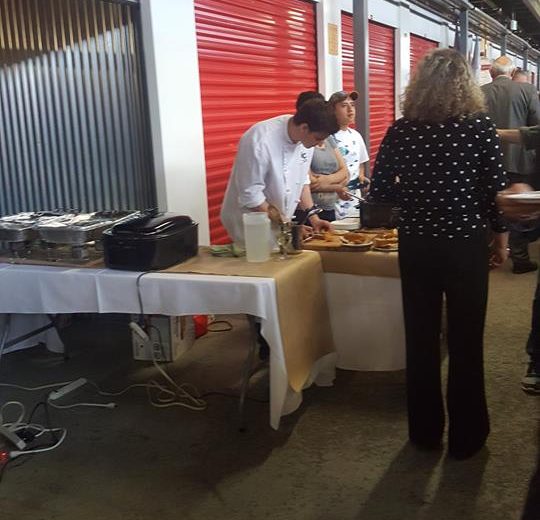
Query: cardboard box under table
0 249 335 429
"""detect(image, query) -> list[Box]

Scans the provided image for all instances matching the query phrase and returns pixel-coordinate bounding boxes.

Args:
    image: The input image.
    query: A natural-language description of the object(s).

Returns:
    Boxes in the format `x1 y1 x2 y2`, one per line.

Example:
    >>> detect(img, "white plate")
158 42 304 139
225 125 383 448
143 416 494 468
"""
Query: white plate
373 246 398 252
504 192 540 201
331 218 360 230
341 240 373 248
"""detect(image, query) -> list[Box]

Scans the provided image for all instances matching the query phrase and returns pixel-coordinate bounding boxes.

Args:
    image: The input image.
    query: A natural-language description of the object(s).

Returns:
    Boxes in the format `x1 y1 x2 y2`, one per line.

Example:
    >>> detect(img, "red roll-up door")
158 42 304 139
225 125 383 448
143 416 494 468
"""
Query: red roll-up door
195 0 317 244
410 34 437 73
341 14 395 166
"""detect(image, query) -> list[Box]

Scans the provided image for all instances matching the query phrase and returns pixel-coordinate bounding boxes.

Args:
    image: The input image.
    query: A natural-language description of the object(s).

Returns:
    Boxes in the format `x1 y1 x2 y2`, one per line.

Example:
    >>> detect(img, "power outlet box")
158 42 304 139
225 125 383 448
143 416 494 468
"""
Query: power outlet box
131 315 195 362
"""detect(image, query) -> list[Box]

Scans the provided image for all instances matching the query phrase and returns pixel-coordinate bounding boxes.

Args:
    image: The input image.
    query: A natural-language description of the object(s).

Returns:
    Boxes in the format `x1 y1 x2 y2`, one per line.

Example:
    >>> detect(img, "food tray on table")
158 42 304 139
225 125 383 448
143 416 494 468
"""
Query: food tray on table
303 229 398 253
37 210 140 245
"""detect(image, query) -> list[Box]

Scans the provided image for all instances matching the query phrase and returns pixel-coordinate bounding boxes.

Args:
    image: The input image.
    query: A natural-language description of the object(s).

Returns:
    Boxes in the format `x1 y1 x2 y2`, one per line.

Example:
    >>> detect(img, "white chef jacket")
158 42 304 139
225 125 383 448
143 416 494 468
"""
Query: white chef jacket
220 115 313 245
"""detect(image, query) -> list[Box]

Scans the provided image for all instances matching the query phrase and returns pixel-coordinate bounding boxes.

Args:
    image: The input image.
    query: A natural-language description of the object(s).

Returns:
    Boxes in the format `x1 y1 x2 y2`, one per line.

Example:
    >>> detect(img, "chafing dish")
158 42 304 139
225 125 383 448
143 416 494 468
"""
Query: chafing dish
37 210 140 246
0 211 69 242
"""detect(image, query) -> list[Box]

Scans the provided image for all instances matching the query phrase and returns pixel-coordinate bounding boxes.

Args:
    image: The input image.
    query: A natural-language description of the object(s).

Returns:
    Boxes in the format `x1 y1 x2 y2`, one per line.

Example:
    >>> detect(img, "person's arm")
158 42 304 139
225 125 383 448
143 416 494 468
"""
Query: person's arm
497 129 521 144
489 232 509 269
309 149 349 192
234 134 268 209
498 125 540 149
298 184 332 232
496 183 540 221
526 86 540 126
478 117 509 268
496 125 540 221
370 125 398 202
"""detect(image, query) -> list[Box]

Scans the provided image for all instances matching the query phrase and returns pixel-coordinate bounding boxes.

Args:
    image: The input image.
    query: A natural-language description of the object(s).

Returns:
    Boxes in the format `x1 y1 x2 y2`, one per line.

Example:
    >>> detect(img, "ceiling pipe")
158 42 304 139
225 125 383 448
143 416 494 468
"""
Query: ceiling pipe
410 0 539 59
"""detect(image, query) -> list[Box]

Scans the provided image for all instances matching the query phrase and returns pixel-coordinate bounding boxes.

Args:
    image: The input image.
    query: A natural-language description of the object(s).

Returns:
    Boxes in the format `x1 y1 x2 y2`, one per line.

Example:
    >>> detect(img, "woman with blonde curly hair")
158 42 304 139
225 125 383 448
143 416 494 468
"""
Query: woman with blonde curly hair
371 48 509 459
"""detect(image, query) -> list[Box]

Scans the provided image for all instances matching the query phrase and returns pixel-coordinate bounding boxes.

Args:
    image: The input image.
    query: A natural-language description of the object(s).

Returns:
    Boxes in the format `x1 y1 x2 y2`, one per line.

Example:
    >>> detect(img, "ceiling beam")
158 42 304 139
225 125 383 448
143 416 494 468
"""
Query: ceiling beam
522 0 540 24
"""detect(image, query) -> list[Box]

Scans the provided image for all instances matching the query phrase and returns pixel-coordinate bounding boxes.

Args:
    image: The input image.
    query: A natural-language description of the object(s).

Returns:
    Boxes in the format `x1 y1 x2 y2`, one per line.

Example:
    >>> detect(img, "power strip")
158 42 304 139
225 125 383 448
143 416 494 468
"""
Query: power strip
0 424 26 450
48 378 87 401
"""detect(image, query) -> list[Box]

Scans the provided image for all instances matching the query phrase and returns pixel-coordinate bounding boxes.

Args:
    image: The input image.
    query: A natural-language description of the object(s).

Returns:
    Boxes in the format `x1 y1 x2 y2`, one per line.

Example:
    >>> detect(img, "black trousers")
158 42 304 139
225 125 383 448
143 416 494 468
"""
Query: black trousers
398 231 490 452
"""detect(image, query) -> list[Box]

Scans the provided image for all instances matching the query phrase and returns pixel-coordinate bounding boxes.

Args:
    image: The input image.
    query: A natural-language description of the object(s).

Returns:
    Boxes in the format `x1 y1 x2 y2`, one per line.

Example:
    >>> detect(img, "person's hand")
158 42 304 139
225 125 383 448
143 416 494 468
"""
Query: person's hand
336 187 352 201
496 183 540 221
489 232 509 269
267 204 285 225
489 245 509 269
310 215 332 233
301 225 313 239
310 175 324 191
359 175 371 193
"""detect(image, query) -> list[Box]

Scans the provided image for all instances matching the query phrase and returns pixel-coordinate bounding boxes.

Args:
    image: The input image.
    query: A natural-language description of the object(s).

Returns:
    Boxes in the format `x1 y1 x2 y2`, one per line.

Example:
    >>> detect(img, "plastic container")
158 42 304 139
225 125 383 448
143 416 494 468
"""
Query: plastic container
243 212 271 262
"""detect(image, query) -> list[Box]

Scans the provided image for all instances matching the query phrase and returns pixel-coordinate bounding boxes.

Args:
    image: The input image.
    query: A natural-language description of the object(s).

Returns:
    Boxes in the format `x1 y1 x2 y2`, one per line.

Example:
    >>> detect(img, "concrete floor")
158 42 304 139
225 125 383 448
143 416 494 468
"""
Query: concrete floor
0 256 539 520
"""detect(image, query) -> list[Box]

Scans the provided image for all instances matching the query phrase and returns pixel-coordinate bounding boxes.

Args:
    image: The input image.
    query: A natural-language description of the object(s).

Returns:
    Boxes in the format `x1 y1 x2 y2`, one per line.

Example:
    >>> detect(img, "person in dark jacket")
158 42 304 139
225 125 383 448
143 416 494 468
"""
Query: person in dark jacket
371 48 509 460
497 125 540 394
482 56 540 273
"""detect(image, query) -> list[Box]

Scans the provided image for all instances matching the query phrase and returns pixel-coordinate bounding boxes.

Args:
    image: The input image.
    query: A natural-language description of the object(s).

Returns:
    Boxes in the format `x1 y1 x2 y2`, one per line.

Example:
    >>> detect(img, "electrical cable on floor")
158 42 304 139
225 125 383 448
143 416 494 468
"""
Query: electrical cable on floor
0 398 67 485
0 381 76 392
135 271 148 321
201 391 268 404
86 345 207 411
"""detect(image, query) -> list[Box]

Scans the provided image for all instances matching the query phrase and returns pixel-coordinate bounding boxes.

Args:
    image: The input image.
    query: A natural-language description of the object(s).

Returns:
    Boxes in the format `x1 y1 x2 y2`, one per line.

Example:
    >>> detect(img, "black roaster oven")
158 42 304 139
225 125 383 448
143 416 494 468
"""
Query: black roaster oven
103 211 198 270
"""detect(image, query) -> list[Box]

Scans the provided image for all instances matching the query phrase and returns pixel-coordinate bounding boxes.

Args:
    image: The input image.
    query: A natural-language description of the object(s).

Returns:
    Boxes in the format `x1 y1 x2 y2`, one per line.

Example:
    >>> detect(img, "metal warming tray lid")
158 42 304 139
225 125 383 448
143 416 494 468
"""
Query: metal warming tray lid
0 212 71 242
37 210 141 245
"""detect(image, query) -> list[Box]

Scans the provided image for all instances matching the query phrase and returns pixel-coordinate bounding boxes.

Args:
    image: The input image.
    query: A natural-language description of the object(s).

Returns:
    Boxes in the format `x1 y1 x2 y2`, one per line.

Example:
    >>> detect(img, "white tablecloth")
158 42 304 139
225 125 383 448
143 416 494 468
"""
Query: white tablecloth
1 314 63 354
324 273 406 371
0 263 335 429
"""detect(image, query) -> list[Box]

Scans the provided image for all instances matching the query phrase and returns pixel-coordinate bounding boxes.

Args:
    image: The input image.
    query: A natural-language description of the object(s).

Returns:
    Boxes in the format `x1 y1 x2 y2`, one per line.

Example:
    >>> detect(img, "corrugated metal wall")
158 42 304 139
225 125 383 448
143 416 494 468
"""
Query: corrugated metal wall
0 0 154 215
195 0 317 244
341 14 395 166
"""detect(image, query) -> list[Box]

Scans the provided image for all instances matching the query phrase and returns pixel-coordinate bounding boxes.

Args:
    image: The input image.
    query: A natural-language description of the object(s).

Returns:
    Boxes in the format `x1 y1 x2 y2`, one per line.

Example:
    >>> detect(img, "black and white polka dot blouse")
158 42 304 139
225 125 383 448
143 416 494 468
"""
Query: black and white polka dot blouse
370 114 508 238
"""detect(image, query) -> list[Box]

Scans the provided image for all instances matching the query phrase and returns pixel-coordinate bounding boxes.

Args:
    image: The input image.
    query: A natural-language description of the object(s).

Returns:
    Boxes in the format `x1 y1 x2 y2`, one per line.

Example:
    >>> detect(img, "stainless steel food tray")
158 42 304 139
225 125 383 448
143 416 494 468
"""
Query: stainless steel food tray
0 212 70 242
37 210 141 245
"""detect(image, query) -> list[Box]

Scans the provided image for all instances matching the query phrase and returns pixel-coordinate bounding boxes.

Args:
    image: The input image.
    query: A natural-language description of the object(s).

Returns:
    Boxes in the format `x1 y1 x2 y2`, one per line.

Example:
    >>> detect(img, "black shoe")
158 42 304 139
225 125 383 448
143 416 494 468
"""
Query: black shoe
512 260 538 274
410 439 442 452
521 363 540 395
409 436 443 451
448 442 487 460
448 429 489 460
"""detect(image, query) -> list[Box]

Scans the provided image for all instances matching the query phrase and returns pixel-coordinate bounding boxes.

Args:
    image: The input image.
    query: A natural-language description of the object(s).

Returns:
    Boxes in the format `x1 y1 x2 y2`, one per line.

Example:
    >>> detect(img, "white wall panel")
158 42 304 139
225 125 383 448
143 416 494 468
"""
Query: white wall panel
141 0 209 244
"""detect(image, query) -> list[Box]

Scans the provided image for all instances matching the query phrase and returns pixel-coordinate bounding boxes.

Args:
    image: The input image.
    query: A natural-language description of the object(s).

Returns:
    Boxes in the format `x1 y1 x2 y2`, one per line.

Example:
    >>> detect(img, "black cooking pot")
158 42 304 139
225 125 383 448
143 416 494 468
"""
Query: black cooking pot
359 199 400 229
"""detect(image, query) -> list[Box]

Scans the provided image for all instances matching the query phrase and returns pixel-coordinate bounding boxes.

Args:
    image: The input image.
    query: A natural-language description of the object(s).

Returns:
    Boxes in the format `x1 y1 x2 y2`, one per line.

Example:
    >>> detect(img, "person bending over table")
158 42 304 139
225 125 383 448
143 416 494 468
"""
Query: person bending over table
220 97 339 359
221 97 339 245
370 48 509 459
497 126 540 395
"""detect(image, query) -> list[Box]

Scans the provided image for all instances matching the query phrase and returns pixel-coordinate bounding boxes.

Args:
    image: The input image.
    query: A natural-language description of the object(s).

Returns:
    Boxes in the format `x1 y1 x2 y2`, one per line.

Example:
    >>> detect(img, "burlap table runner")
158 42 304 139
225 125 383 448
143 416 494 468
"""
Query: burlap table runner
314 250 400 278
161 249 334 392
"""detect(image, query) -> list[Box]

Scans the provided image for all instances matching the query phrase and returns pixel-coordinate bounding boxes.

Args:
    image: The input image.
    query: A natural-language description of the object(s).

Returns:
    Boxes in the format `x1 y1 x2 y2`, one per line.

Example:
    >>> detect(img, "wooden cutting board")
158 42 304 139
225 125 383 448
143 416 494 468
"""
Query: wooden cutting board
303 238 372 252
303 238 344 251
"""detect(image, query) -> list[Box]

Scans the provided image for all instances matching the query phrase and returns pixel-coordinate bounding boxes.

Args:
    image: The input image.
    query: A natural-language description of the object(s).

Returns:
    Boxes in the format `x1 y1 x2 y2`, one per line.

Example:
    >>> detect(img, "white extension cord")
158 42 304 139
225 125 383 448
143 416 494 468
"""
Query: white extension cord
0 424 26 450
48 378 88 401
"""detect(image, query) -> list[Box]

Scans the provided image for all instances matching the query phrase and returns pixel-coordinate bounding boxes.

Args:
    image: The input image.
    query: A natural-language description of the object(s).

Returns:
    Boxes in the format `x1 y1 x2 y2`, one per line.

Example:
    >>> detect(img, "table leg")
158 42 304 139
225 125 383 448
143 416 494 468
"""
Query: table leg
0 314 12 367
238 315 259 432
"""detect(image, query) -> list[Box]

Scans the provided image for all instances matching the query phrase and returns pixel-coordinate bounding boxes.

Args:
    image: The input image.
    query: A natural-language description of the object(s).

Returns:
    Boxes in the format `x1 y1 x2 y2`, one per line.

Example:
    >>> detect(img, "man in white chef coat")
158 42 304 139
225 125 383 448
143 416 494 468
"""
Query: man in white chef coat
221 98 339 245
